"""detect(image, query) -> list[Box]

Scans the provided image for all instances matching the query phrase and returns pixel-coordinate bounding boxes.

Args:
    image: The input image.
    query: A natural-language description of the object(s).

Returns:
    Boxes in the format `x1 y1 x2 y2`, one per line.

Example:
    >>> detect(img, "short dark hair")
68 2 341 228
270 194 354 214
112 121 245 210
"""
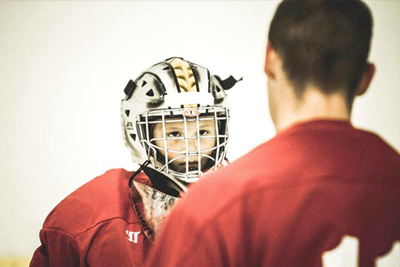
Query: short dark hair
268 0 373 102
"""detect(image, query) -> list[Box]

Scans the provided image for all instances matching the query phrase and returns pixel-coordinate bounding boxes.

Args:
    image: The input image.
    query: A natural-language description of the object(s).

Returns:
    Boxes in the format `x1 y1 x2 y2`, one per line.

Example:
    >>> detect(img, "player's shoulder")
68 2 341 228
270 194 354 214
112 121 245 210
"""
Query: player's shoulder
42 168 138 237
355 127 400 158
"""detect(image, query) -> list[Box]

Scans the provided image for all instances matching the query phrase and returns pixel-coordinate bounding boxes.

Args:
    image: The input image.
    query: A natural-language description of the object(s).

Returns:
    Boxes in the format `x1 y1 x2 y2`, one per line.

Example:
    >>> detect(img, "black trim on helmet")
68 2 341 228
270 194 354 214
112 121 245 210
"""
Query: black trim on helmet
214 75 243 90
188 62 201 93
163 61 182 93
124 80 137 99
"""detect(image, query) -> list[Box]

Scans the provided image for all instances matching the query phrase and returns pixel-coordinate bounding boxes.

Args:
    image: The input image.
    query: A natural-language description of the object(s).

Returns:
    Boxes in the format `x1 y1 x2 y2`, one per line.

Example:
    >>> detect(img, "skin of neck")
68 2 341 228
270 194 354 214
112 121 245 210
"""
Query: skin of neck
272 82 351 133
265 42 374 133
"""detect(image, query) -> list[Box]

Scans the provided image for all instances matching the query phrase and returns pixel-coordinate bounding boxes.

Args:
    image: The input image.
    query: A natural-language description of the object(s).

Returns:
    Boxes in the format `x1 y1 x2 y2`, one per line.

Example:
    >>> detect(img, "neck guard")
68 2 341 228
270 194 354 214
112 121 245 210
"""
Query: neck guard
130 180 179 243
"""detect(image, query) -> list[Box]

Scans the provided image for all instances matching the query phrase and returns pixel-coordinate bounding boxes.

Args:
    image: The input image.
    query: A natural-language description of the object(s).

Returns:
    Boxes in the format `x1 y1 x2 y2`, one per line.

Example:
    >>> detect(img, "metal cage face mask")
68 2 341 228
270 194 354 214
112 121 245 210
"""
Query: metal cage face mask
121 57 240 185
137 107 229 183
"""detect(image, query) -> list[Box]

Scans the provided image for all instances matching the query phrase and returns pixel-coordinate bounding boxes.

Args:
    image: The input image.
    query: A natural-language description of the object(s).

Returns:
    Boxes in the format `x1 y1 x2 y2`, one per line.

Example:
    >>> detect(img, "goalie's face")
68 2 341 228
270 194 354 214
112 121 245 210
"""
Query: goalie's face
152 116 217 173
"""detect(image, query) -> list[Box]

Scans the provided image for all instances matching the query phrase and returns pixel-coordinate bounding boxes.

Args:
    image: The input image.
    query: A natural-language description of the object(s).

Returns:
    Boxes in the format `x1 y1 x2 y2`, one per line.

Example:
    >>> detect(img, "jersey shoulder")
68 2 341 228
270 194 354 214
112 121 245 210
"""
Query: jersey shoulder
180 122 400 224
43 168 144 237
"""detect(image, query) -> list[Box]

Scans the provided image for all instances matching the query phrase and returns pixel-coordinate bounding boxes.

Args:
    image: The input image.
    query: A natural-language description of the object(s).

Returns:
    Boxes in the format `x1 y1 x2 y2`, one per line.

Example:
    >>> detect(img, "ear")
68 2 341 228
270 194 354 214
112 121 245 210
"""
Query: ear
355 63 375 96
264 41 279 81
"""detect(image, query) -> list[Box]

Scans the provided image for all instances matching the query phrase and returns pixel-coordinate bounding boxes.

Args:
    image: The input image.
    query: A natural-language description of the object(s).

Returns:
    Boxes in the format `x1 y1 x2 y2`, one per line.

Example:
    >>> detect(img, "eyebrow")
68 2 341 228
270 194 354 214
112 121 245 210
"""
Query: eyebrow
198 121 215 127
164 125 185 131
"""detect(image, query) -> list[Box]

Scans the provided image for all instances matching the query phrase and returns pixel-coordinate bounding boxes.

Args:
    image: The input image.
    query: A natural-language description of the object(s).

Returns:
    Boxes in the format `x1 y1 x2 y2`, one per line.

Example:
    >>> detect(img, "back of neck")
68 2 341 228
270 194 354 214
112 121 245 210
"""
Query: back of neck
276 88 351 133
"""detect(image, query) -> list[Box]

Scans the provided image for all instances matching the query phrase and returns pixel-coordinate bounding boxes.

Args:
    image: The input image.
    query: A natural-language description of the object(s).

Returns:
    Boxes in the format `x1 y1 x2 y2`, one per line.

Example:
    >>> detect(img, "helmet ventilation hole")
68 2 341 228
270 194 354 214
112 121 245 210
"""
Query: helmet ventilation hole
130 133 137 141
146 89 155 97
125 110 130 117
142 81 147 87
216 86 221 92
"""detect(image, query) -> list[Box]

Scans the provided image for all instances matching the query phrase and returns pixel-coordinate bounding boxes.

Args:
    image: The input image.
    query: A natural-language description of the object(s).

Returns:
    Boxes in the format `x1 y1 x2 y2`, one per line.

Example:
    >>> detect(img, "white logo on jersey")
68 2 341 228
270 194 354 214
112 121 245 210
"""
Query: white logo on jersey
126 230 141 243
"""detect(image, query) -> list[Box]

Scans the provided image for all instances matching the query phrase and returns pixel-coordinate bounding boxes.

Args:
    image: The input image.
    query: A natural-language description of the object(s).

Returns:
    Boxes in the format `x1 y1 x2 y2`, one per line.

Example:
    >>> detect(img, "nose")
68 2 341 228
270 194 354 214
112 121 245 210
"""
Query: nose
187 135 199 153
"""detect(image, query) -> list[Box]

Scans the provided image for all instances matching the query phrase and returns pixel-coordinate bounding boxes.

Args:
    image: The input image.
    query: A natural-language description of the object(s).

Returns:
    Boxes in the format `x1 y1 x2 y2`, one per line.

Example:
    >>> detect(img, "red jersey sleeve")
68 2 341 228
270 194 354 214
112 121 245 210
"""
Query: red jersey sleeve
30 228 83 267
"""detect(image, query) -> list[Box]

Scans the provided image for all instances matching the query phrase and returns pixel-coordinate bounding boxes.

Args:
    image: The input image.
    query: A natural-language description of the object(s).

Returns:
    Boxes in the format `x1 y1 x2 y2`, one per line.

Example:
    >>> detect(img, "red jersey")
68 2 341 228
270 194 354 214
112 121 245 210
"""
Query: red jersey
145 120 400 267
30 169 153 267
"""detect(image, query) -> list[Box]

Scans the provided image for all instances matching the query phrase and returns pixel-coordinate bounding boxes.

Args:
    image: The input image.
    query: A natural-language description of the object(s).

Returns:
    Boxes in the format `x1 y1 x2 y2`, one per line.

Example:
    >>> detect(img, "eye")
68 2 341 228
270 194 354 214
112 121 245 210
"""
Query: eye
199 130 209 136
168 131 181 138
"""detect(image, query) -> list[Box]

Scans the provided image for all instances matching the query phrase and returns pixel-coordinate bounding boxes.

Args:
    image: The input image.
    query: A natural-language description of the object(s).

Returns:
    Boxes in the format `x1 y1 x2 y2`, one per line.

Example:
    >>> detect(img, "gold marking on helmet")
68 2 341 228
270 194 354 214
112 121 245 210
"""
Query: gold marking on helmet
170 58 198 108
170 58 197 93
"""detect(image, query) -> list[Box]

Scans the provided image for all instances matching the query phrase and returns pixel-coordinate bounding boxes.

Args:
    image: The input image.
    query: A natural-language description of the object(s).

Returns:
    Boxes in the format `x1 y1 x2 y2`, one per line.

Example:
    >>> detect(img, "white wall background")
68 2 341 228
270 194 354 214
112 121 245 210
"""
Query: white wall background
0 0 398 260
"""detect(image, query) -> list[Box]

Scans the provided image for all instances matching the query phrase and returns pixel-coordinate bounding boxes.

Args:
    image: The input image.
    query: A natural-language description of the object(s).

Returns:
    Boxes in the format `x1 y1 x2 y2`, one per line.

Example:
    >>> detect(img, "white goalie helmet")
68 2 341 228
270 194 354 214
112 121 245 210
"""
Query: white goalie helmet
121 57 239 188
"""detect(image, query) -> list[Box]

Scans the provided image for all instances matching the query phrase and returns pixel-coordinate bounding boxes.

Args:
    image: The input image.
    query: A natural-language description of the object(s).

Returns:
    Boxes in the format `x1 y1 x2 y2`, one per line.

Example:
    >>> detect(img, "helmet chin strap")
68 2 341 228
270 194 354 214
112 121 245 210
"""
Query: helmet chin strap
128 160 188 198
128 160 150 189
142 165 188 197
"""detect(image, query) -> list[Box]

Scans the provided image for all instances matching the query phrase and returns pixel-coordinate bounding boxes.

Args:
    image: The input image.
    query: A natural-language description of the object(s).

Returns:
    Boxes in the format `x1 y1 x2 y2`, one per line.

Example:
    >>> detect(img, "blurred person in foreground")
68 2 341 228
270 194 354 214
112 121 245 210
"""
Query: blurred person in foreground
145 1 400 266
